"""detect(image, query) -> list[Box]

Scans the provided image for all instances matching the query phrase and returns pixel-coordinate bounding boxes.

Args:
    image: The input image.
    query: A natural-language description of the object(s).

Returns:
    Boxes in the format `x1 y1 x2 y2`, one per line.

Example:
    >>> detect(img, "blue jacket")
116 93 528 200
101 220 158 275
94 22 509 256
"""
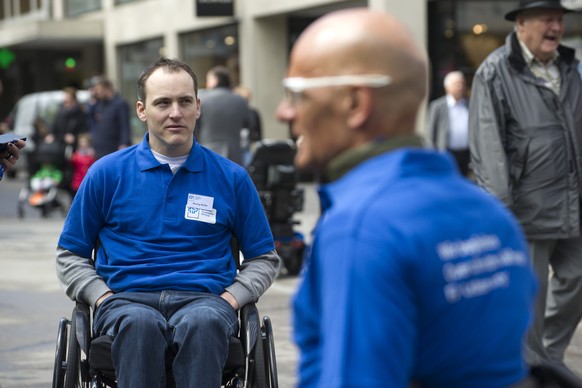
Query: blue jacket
293 148 536 387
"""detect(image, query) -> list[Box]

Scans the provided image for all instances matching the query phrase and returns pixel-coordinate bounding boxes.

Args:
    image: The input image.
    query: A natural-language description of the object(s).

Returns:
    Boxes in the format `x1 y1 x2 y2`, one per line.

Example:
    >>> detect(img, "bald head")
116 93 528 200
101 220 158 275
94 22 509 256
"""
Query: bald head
290 8 428 134
277 9 428 172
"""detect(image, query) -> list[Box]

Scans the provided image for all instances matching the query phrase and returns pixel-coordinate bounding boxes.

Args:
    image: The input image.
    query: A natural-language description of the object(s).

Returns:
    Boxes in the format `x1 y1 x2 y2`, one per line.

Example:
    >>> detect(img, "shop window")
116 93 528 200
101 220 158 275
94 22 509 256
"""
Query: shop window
180 24 239 89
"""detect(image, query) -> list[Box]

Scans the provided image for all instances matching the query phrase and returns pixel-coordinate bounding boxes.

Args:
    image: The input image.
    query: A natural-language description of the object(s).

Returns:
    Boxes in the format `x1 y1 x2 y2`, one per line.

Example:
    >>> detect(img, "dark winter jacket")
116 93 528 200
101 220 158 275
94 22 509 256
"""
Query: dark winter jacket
469 32 582 239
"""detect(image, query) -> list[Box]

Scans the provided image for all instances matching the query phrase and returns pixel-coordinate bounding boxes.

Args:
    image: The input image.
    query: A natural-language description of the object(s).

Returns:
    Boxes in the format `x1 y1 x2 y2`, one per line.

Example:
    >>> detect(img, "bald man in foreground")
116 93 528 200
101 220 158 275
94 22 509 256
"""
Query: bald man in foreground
277 8 538 387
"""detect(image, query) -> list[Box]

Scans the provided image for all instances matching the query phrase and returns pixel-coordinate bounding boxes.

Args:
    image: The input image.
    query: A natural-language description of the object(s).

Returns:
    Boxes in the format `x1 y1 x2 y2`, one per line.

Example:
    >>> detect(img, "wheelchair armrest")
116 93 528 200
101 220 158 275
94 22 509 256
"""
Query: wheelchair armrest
239 303 261 357
73 301 92 356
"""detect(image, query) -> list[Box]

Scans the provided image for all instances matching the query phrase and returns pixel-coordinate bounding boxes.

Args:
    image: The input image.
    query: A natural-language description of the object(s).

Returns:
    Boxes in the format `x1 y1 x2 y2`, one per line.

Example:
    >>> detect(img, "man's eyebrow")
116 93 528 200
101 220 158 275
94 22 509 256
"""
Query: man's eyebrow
151 96 170 104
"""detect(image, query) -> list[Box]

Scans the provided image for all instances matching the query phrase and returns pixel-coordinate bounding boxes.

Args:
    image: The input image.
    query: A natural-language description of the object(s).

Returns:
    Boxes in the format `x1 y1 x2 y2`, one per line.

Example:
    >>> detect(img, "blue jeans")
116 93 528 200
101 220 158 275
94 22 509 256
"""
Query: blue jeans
93 291 239 388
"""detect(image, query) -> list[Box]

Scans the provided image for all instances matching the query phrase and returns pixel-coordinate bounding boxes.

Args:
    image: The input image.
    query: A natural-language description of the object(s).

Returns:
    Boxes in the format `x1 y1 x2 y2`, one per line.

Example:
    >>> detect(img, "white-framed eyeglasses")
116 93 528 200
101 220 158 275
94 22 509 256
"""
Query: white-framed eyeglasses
282 74 391 105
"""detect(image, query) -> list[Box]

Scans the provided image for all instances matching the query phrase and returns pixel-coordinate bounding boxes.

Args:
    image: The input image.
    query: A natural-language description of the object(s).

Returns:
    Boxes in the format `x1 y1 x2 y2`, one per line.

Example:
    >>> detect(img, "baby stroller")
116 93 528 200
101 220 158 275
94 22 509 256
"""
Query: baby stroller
18 139 71 218
247 139 306 276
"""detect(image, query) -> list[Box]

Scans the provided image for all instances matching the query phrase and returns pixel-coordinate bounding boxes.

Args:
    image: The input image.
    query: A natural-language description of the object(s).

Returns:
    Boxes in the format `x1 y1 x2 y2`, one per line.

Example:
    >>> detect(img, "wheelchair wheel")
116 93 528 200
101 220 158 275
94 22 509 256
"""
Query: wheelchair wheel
64 309 81 388
53 318 69 388
249 318 269 388
262 317 278 388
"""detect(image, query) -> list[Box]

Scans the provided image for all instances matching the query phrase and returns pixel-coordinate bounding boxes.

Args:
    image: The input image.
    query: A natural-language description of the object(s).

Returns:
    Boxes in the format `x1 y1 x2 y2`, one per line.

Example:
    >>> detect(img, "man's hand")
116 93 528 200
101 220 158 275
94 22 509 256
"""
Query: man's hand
221 291 239 310
95 291 114 308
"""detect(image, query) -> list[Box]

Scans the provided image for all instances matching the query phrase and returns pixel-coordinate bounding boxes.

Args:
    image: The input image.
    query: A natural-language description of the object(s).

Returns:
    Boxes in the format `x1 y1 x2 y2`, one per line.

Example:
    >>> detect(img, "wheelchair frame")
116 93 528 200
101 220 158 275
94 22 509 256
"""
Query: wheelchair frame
52 300 278 388
53 237 279 388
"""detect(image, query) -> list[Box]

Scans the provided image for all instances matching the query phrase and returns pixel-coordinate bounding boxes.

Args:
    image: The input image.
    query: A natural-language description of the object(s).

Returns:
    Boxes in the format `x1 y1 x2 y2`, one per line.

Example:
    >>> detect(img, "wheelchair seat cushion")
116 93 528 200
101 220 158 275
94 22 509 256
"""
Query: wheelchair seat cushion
223 336 245 377
88 335 116 381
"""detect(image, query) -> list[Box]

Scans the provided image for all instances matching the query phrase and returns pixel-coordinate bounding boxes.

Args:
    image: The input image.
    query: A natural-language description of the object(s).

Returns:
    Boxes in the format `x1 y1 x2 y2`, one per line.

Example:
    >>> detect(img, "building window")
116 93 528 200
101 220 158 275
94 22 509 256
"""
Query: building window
65 0 101 17
180 24 239 89
19 0 31 14
0 0 41 19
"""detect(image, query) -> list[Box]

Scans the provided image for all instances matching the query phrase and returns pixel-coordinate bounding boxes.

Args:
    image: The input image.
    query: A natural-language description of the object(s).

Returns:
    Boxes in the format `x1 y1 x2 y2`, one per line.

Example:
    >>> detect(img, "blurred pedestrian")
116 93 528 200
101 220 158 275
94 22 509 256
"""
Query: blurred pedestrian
277 7 537 387
84 75 101 133
197 66 251 166
50 87 88 149
48 87 89 191
234 85 263 166
427 71 471 176
469 0 582 367
88 77 131 159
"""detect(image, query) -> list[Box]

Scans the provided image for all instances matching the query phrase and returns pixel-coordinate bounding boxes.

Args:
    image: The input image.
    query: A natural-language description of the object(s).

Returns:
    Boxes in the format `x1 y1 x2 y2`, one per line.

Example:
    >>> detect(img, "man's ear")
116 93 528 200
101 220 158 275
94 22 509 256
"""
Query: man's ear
345 87 373 130
136 101 147 122
196 98 201 119
516 16 525 31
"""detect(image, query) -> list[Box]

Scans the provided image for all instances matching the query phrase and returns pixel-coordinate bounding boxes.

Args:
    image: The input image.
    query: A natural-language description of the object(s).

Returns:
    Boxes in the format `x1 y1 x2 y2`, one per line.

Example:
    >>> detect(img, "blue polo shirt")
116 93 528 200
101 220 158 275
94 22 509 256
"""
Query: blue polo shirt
59 134 274 294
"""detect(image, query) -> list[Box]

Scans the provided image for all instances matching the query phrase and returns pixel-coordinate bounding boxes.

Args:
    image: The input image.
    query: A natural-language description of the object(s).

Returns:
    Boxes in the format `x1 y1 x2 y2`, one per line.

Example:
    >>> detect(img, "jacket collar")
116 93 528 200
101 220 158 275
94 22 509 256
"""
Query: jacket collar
323 134 425 182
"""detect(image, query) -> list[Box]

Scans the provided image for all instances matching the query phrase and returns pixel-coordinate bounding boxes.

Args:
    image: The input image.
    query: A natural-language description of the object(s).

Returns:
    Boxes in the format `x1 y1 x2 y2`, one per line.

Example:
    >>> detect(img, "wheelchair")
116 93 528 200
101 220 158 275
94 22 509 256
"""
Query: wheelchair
52 300 277 388
247 139 306 276
52 240 279 388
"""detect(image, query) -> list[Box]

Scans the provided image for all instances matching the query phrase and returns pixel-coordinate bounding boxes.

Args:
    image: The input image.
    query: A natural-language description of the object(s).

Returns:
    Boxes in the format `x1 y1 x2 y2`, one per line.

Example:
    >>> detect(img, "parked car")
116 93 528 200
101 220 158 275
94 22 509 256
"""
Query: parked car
4 89 91 177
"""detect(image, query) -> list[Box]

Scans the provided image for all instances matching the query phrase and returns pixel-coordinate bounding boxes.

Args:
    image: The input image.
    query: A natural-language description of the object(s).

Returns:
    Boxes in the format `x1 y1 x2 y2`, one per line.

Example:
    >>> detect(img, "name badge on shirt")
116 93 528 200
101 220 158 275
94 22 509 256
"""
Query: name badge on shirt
185 193 216 224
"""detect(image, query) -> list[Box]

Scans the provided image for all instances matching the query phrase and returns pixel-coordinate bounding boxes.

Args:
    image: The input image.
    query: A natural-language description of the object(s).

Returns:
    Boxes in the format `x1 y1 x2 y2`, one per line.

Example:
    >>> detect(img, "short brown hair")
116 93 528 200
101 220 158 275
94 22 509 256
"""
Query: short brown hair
137 57 199 103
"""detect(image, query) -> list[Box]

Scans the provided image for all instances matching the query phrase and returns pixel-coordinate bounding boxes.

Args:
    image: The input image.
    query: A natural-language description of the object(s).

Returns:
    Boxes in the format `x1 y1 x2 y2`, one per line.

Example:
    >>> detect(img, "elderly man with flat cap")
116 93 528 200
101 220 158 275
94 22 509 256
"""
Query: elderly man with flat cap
278 7 540 387
470 0 582 368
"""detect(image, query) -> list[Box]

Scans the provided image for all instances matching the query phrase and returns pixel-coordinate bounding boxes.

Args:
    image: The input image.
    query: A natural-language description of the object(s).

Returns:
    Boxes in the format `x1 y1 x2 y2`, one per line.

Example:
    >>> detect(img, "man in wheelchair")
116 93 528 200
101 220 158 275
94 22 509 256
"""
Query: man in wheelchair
55 57 281 387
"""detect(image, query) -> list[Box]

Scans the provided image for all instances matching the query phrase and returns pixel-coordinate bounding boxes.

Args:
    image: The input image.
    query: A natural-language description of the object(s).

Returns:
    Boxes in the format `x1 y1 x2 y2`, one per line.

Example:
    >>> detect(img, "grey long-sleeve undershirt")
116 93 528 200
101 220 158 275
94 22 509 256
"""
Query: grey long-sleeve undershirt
56 245 281 309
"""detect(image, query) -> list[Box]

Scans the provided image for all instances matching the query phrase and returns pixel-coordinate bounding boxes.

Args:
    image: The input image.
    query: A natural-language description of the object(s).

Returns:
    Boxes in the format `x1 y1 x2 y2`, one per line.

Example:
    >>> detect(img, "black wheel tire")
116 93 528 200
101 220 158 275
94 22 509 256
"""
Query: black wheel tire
64 312 80 388
250 315 269 388
263 317 278 388
52 318 69 388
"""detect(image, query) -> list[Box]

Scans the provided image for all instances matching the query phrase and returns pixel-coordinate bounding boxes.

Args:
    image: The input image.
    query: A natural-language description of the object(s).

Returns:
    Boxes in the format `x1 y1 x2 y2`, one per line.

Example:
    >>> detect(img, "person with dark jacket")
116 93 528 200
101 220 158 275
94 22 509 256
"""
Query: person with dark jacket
469 0 582 367
88 78 131 159
50 87 88 148
197 66 251 166
234 85 263 166
49 87 88 191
